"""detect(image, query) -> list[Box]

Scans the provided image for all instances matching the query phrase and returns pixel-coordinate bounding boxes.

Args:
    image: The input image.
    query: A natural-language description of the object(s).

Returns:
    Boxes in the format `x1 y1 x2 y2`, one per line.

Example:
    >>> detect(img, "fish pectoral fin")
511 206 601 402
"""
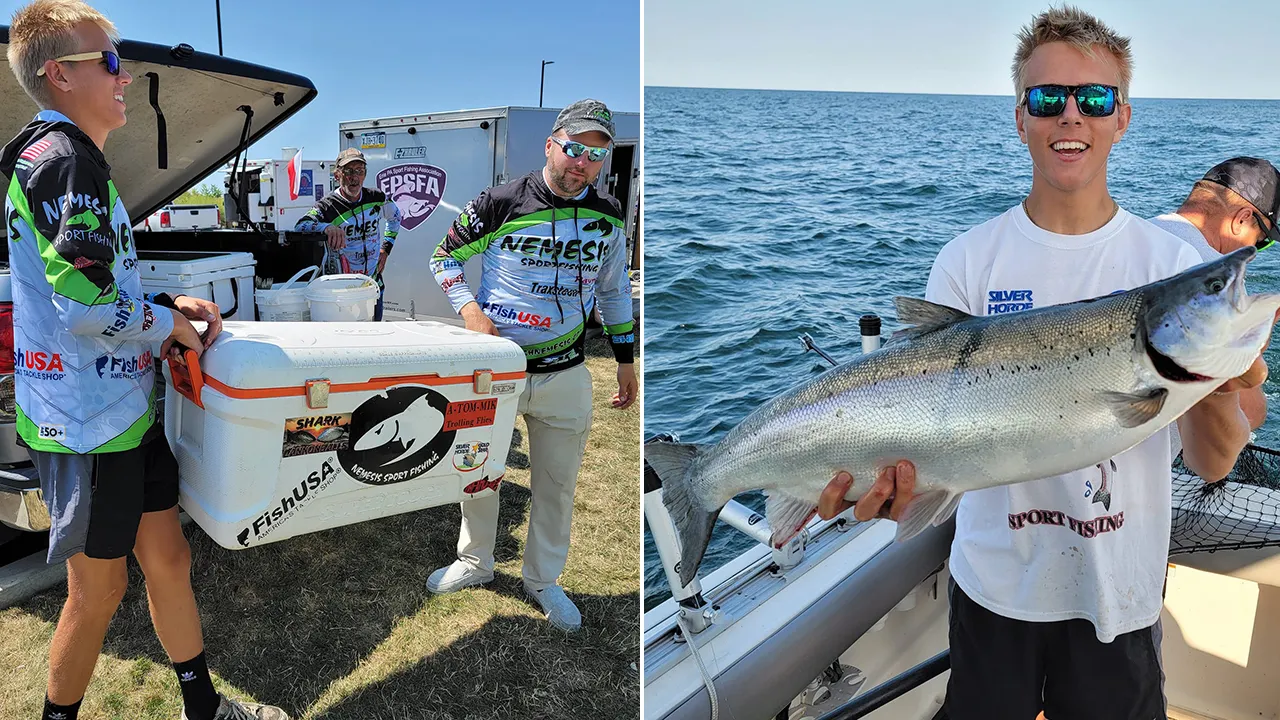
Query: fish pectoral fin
1101 388 1168 428
889 297 973 343
894 489 962 544
765 491 819 548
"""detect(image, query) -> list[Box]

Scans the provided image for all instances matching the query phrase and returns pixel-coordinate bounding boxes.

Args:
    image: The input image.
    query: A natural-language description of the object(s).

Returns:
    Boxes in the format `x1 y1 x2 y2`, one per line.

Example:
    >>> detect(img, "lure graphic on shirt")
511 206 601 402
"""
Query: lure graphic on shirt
1092 459 1116 511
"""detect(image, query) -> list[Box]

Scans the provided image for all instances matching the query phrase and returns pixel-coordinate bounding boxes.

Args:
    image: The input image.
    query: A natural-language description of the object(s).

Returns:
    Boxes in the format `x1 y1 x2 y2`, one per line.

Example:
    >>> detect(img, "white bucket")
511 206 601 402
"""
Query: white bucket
305 273 380 322
256 266 318 322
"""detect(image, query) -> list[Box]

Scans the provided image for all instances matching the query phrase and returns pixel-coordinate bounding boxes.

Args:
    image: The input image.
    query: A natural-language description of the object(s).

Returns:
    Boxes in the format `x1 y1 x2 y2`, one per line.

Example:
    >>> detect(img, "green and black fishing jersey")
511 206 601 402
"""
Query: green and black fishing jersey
1 111 175 453
431 171 634 374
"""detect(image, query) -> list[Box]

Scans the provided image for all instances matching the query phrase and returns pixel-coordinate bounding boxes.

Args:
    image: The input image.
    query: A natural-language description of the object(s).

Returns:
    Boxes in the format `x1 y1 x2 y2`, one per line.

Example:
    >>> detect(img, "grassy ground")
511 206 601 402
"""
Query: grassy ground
0 335 640 720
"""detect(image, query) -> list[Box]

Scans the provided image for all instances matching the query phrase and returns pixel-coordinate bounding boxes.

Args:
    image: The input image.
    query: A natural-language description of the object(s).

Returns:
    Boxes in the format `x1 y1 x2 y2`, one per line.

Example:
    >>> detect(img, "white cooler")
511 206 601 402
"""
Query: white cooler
162 320 528 549
138 250 257 322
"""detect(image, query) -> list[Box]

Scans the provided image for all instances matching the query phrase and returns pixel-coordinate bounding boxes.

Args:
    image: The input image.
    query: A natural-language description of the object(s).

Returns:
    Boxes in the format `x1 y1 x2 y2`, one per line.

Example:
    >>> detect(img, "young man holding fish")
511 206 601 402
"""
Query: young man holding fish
819 7 1268 719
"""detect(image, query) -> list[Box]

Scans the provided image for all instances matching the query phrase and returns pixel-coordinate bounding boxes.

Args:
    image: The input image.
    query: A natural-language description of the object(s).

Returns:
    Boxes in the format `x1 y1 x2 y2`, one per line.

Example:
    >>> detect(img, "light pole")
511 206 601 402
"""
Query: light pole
540 60 554 107
215 0 224 55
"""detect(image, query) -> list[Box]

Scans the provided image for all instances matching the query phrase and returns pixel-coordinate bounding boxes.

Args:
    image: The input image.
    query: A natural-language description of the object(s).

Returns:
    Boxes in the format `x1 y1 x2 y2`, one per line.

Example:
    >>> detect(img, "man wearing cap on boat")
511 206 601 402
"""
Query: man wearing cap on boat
1151 156 1280 438
294 147 402 320
427 99 638 632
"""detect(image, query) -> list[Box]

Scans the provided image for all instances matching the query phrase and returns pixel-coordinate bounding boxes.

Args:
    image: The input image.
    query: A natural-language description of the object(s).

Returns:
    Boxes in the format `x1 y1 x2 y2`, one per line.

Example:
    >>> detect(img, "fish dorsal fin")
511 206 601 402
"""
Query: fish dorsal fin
889 297 973 343
1101 388 1168 428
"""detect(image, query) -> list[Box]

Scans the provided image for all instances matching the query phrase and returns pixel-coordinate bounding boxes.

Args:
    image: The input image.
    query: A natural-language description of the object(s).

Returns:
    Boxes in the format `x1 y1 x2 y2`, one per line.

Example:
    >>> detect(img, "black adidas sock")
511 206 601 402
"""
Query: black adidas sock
42 696 82 720
173 651 221 720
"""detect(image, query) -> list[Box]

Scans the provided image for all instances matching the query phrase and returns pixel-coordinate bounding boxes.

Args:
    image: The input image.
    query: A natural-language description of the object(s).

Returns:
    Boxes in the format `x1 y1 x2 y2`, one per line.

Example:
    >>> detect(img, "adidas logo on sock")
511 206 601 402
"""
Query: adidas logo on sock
180 671 197 682
50 713 67 720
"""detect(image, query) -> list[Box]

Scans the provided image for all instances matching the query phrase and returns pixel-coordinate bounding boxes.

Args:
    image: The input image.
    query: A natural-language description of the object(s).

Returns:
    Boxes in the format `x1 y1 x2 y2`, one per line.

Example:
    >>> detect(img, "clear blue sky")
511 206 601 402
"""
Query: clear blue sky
645 0 1280 100
1 0 640 185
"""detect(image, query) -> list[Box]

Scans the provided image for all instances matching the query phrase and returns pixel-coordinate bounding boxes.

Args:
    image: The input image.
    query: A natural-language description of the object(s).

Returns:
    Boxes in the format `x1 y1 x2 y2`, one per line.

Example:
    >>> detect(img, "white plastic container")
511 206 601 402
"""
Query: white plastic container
162 320 528 549
138 250 256 321
305 274 380 322
255 266 318 321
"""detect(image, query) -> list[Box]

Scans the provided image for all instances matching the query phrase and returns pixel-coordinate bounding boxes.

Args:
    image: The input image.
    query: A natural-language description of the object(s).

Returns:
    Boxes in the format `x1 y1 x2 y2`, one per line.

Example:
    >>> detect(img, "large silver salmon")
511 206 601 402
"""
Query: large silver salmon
646 247 1280 586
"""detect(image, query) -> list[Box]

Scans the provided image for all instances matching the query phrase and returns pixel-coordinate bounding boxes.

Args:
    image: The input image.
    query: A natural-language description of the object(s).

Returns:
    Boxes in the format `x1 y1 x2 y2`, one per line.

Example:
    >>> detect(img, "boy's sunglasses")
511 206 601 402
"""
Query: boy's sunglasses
36 50 120 77
1022 84 1120 118
551 136 610 162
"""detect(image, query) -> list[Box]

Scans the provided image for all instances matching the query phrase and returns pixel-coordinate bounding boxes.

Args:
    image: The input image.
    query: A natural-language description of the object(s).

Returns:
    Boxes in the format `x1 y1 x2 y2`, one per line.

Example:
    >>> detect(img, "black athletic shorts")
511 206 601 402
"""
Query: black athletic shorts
30 436 180 563
944 578 1166 720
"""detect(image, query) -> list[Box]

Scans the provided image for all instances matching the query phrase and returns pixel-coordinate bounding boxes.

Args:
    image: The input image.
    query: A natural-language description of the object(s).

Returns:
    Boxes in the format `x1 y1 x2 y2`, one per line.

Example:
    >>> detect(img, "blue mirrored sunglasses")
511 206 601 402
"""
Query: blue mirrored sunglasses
36 50 120 77
551 136 610 162
1022 84 1119 118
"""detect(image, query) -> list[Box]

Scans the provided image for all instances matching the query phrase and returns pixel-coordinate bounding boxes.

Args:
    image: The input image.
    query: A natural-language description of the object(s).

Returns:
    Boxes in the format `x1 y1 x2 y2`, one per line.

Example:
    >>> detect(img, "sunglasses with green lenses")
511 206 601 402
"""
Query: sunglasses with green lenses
1022 84 1120 118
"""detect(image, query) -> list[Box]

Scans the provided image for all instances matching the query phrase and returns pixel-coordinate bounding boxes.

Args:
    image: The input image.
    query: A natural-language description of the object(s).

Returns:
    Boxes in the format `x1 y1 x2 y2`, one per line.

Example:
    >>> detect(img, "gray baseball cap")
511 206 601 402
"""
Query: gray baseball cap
553 99 615 141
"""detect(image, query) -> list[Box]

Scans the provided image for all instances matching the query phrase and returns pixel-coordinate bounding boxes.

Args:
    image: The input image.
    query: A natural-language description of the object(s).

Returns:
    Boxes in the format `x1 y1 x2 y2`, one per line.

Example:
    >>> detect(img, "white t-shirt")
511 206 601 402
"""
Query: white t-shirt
1149 213 1221 263
927 203 1202 642
1147 213 1220 462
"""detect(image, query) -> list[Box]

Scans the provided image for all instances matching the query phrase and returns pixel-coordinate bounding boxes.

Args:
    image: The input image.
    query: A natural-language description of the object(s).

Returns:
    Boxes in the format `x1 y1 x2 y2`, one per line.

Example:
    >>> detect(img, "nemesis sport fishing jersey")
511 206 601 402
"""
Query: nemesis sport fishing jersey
1 111 176 454
431 171 635 374
294 188 402 279
929 204 1202 643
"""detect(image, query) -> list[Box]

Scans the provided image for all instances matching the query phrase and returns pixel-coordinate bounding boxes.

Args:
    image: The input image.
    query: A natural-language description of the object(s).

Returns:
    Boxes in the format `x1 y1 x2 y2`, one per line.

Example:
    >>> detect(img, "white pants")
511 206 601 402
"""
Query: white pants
455 363 594 590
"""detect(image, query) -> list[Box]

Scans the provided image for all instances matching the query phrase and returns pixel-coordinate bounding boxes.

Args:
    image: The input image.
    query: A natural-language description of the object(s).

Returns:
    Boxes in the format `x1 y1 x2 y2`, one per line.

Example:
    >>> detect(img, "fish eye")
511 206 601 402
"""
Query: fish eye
1206 279 1226 293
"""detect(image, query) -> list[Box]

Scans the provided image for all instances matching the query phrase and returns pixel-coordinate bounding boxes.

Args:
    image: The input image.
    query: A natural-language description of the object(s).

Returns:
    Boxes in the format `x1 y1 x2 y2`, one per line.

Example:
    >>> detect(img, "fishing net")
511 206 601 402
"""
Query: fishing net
1170 444 1280 555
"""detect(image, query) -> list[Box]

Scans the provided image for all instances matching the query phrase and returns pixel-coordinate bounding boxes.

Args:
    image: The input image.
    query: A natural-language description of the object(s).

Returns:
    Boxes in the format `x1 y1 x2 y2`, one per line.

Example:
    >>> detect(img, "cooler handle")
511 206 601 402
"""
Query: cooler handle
167 349 205 409
217 279 240 319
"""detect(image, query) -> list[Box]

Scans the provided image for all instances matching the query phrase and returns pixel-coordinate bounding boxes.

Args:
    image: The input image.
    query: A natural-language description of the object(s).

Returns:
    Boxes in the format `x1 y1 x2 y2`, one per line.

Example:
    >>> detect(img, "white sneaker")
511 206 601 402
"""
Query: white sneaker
182 694 291 720
426 560 494 594
525 583 582 632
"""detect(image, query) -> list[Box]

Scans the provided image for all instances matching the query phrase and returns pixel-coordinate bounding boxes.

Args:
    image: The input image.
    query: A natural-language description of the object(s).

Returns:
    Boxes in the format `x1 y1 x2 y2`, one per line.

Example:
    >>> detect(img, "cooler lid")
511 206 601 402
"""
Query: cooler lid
195 321 528 393
138 250 257 278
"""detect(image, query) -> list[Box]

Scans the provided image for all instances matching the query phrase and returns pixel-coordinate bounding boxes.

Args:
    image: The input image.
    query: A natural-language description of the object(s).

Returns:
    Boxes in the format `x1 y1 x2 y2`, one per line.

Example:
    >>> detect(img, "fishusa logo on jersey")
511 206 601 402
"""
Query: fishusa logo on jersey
482 302 554 328
95 349 153 379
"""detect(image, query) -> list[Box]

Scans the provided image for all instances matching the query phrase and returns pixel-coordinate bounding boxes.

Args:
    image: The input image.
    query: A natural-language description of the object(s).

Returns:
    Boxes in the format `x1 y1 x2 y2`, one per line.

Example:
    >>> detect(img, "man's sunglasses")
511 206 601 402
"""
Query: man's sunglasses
1021 84 1121 118
36 50 120 77
551 136 610 162
1254 212 1279 251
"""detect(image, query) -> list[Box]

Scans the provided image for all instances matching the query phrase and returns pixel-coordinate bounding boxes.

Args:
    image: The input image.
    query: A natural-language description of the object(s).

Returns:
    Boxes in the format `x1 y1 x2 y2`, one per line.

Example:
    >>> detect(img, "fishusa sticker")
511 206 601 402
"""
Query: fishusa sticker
237 459 340 546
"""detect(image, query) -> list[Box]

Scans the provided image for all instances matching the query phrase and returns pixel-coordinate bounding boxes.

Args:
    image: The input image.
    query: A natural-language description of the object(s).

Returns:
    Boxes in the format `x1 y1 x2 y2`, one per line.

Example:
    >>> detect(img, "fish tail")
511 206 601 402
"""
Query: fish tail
645 440 718 587
1093 489 1112 511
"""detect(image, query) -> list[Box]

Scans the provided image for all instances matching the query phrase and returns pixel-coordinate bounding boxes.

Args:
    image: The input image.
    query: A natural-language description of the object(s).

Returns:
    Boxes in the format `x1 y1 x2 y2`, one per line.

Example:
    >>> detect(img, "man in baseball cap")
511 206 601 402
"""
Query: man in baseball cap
1200 157 1280 249
426 99 636 632
1149 156 1280 438
552 98 616 141
295 147 401 319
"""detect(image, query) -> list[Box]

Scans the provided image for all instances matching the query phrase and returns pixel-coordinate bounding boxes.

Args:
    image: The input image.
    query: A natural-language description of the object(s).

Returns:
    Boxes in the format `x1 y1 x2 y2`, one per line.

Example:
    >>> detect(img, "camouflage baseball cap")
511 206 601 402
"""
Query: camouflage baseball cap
336 148 366 167
553 99 615 141
1203 157 1280 248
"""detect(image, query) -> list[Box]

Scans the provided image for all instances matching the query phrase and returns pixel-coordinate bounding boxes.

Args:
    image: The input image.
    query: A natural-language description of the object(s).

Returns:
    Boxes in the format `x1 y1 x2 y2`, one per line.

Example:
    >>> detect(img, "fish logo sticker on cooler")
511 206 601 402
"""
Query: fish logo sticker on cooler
339 386 457 485
375 163 447 230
